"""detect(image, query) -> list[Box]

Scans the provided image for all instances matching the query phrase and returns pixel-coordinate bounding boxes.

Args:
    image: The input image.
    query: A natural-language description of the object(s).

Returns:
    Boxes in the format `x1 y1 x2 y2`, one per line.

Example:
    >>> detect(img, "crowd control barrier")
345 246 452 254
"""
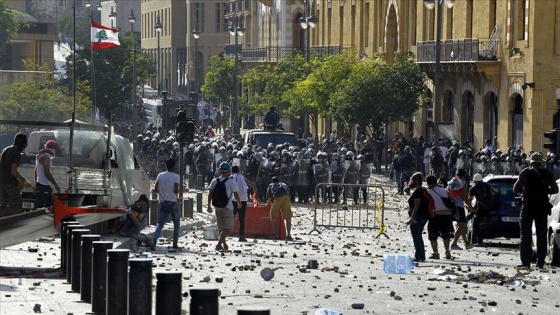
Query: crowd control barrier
309 183 388 238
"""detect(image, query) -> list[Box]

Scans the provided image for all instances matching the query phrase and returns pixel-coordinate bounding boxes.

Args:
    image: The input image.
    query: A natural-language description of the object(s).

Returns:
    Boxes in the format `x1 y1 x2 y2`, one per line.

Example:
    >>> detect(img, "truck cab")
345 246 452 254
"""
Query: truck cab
244 129 296 148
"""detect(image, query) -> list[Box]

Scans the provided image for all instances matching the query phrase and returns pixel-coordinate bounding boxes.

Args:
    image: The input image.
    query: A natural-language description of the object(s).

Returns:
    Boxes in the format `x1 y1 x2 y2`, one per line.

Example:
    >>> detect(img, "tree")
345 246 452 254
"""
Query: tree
0 61 89 122
0 0 22 52
329 53 426 133
283 51 357 139
200 55 234 106
64 17 154 121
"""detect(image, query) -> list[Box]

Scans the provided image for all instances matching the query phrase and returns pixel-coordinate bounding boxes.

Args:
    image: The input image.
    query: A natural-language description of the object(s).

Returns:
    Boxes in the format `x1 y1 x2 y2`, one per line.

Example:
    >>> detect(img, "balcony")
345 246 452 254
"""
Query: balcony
417 38 501 62
224 45 343 63
416 38 502 85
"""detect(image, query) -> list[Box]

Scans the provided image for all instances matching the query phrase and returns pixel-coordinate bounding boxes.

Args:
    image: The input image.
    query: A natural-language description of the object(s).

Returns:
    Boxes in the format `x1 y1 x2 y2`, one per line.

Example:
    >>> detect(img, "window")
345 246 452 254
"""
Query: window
195 3 205 32
216 3 228 32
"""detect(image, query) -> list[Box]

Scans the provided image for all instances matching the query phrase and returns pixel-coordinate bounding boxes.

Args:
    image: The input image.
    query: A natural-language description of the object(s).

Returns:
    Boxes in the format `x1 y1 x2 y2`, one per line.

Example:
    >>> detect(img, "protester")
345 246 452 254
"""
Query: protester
118 194 156 250
406 172 429 262
513 152 558 270
426 175 454 260
266 176 293 241
0 133 33 216
35 140 61 208
468 173 496 247
152 158 181 250
207 162 241 251
231 165 257 242
448 168 471 250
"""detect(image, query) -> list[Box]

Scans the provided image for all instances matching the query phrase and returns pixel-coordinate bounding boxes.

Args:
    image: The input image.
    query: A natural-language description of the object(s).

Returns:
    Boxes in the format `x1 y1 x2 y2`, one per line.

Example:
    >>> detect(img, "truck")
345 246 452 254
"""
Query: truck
0 120 150 210
142 92 198 130
244 129 296 148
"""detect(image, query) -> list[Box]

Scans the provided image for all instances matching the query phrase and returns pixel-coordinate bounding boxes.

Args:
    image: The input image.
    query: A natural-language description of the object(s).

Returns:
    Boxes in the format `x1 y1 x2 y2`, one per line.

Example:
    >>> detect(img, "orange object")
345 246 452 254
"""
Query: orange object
52 195 127 228
232 203 286 240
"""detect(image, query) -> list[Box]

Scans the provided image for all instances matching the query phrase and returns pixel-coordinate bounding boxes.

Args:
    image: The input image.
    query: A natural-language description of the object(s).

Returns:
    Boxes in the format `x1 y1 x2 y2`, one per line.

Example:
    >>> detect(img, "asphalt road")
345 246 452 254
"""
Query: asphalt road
1 174 559 314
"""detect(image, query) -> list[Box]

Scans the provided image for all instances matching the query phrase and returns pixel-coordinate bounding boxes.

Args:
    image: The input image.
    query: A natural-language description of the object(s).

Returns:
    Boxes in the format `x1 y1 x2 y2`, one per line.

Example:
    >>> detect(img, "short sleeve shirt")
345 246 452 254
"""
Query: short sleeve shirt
208 176 239 210
0 146 21 186
156 171 180 202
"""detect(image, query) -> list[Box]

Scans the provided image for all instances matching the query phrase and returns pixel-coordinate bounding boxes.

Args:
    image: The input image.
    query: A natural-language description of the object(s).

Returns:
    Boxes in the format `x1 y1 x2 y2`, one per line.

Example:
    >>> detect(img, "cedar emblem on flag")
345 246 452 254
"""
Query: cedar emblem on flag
91 21 120 50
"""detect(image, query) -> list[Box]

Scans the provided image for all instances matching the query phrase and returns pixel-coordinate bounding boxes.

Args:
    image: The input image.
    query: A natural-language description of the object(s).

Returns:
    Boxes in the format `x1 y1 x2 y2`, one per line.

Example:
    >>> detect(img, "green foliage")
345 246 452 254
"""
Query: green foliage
0 61 89 122
0 0 22 52
200 55 234 105
64 22 153 120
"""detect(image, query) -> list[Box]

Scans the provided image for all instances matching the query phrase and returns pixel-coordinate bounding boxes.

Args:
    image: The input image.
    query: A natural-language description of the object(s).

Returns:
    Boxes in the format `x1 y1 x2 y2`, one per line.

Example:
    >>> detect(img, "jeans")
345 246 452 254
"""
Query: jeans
520 206 548 267
35 183 53 208
152 201 180 247
410 215 428 260
398 171 411 193
233 201 247 237
472 213 485 244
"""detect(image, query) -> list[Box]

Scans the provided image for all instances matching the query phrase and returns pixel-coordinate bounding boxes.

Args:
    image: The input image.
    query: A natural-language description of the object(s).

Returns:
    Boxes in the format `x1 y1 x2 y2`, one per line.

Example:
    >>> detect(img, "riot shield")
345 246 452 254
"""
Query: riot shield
232 157 248 175
214 153 227 176
313 162 330 184
344 160 360 184
490 162 504 175
359 162 372 185
277 161 295 187
296 159 310 186
330 160 346 183
206 149 215 174
503 162 517 175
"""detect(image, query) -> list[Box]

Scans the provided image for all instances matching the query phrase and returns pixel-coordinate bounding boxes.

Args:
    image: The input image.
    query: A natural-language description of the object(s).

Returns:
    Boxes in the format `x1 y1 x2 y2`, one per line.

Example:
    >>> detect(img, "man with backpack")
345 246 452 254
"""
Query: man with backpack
266 176 293 241
514 152 558 270
208 162 241 251
468 173 498 247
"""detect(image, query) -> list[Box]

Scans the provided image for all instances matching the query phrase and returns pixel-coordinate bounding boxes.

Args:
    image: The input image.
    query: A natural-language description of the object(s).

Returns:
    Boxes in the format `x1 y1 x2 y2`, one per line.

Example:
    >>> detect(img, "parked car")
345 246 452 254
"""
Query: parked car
532 179 560 266
467 174 521 242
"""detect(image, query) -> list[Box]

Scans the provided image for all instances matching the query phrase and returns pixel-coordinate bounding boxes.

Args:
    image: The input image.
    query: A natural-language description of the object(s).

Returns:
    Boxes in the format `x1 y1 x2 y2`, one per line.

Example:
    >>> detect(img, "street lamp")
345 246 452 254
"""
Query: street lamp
192 26 201 93
424 0 454 140
299 0 318 62
155 15 163 96
229 10 245 135
109 6 117 28
129 9 138 151
299 0 318 138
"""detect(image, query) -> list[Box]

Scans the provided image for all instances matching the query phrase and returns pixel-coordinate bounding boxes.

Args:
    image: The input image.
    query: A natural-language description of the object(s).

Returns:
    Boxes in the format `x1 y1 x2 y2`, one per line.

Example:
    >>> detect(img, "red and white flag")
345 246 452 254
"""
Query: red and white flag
91 21 120 51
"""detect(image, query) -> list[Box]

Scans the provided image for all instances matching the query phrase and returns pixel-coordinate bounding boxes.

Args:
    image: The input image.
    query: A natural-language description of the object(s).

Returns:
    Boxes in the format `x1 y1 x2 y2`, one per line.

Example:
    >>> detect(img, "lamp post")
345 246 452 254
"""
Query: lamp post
192 27 201 93
229 9 245 135
423 0 454 140
155 15 163 97
299 0 318 137
109 6 117 28
129 9 138 151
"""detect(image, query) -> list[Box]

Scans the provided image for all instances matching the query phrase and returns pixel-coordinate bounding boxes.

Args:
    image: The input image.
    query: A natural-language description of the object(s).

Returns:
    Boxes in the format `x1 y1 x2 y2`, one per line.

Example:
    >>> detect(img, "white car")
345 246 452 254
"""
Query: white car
532 179 560 266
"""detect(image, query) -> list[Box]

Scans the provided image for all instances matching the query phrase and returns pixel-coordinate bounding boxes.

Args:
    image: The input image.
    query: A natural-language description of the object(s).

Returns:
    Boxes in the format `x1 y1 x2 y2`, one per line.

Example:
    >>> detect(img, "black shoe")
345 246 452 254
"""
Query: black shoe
239 237 247 242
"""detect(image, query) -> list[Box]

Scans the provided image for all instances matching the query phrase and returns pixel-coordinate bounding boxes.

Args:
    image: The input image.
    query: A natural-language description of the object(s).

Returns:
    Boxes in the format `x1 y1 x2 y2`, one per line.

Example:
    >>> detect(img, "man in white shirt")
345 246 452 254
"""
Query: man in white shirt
152 158 181 249
35 140 60 208
231 165 258 242
208 162 241 251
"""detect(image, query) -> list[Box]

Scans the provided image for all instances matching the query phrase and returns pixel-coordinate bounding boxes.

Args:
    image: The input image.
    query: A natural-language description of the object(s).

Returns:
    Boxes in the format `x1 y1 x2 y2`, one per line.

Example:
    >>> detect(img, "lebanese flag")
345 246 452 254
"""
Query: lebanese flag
91 21 120 50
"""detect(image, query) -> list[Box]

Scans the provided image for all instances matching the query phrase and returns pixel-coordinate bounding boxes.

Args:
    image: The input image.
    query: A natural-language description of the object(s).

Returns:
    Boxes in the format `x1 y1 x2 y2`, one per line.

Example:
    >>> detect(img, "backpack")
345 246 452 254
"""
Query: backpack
212 178 231 208
419 187 436 219
476 182 499 211
271 182 288 197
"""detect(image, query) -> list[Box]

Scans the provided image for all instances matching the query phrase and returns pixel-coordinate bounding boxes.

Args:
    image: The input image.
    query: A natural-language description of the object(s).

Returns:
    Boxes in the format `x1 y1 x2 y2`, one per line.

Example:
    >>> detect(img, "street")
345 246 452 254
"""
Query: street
1 174 559 314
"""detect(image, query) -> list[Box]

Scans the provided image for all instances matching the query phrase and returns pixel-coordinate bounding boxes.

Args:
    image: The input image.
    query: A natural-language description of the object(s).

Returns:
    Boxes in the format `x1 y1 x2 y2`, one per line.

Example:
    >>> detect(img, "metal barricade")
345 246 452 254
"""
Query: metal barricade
309 183 388 238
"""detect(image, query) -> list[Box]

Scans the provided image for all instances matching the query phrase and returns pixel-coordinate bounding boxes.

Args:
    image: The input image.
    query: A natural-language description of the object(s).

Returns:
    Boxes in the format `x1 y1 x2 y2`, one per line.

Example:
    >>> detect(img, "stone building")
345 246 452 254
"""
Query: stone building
306 0 560 152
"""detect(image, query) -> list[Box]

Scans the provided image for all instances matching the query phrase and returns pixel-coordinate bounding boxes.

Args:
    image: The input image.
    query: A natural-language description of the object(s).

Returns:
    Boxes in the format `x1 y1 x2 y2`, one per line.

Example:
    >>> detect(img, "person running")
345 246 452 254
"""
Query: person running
152 158 181 250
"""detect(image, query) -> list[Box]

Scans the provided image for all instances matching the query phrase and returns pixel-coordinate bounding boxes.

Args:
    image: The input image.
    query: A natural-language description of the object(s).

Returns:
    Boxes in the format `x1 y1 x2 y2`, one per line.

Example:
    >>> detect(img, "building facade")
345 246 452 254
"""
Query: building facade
252 0 560 152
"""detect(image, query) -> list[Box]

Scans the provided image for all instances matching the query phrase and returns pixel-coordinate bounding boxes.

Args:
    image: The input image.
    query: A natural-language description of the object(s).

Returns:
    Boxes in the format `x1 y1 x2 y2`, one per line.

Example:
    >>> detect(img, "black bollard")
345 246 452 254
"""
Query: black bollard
156 272 182 315
196 174 203 190
129 258 153 315
184 198 193 218
196 191 203 213
188 173 194 190
60 220 79 272
91 241 113 314
150 190 159 226
190 288 219 315
70 229 90 291
80 234 100 302
238 309 271 315
65 224 85 282
106 249 130 315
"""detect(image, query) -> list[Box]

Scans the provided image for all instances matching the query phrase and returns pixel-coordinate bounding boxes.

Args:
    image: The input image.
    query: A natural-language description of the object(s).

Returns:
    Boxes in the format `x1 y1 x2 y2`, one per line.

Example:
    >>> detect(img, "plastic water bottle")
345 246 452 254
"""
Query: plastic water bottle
383 254 416 274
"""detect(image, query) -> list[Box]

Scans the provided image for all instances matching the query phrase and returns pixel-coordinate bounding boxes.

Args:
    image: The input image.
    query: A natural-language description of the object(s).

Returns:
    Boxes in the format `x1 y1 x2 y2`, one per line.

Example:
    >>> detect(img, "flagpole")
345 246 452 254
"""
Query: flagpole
69 0 76 169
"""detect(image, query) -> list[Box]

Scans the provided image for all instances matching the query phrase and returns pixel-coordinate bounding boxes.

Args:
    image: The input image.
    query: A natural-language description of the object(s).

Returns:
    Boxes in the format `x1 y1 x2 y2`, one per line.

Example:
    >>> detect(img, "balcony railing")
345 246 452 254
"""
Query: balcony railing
417 38 500 62
224 45 343 62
